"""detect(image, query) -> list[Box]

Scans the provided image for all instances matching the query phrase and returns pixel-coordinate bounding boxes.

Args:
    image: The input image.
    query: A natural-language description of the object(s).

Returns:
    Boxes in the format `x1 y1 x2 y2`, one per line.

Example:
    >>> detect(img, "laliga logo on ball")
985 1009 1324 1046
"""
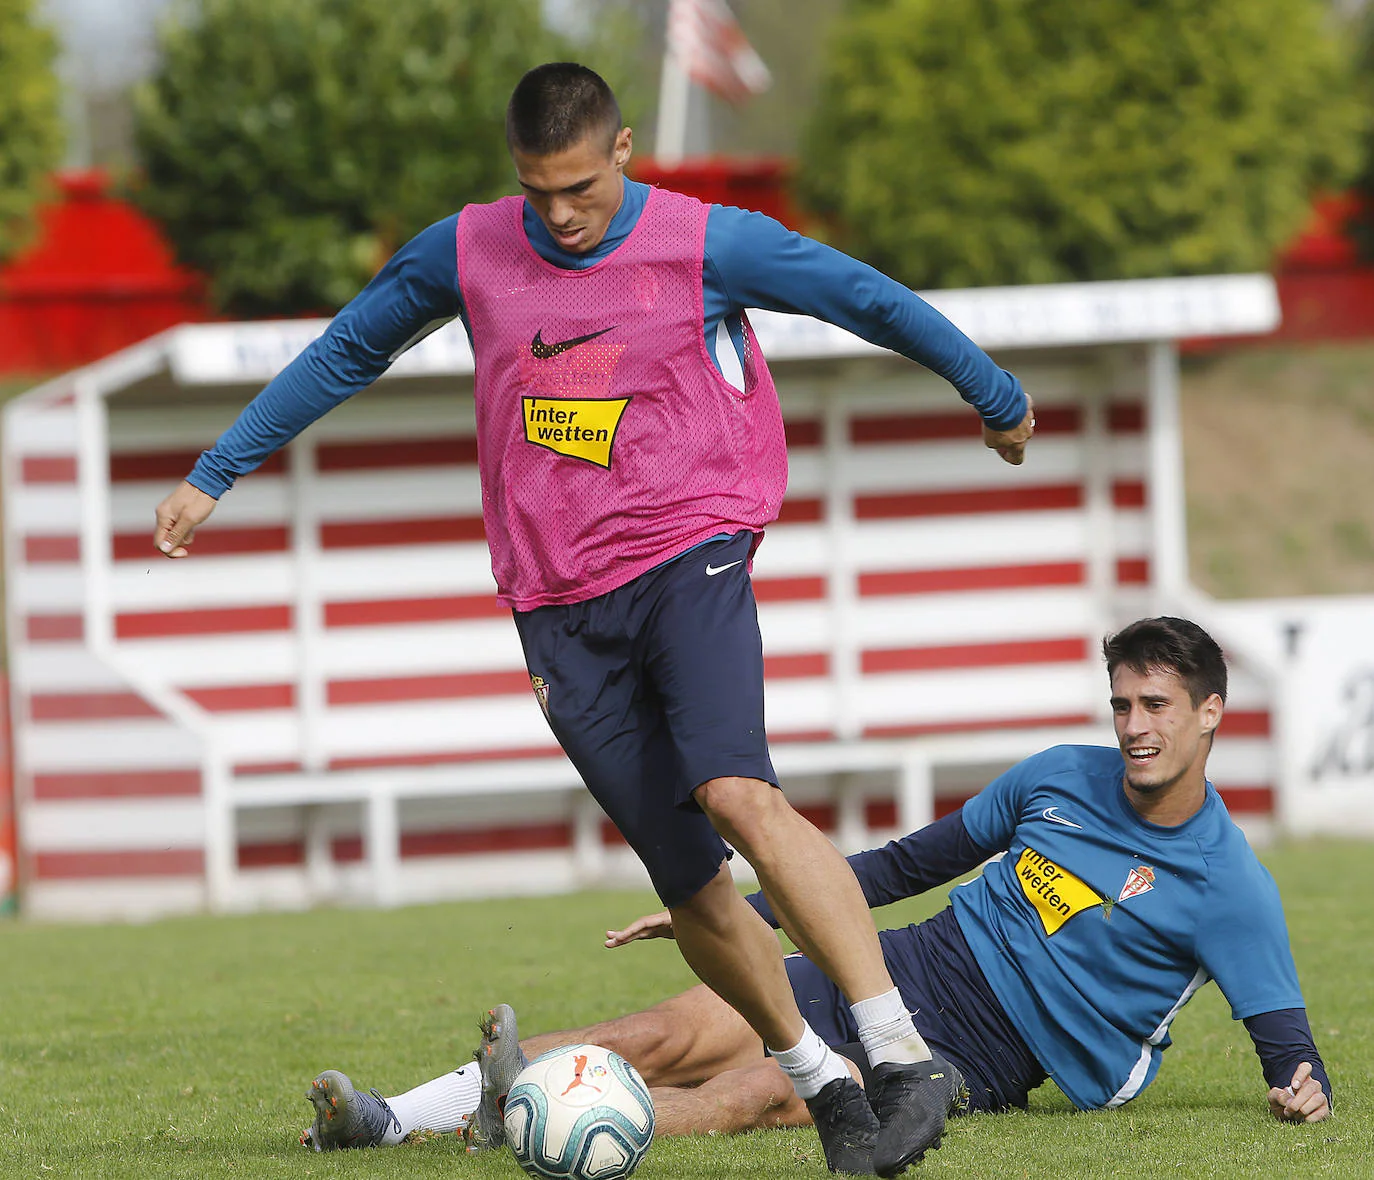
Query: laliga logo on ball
503 1043 655 1180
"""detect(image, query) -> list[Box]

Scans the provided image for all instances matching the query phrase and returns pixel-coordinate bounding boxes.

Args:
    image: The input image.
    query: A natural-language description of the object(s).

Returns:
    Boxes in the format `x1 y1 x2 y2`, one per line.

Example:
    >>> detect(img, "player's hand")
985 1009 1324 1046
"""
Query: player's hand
1267 1061 1330 1123
604 910 674 948
983 394 1035 466
155 480 218 558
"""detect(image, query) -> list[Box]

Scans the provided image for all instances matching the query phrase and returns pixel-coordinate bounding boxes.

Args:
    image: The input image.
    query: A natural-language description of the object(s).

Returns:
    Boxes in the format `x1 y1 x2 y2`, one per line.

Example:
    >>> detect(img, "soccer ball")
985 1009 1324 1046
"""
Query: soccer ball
503 1043 655 1180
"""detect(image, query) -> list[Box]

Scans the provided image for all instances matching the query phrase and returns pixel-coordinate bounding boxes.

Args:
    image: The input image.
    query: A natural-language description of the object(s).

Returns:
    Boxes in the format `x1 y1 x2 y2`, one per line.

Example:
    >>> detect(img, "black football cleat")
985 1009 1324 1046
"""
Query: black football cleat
302 1070 401 1151
869 1055 968 1177
804 1075 879 1175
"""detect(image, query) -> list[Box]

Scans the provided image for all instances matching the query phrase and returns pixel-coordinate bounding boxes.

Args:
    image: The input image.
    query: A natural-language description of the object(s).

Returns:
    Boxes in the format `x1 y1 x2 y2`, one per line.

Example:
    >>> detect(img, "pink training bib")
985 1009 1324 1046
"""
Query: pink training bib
456 187 787 610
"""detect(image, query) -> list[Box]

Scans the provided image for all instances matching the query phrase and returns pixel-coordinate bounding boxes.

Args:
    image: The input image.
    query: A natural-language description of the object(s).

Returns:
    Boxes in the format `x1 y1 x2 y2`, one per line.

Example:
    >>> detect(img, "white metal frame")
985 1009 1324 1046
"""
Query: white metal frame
4 273 1285 915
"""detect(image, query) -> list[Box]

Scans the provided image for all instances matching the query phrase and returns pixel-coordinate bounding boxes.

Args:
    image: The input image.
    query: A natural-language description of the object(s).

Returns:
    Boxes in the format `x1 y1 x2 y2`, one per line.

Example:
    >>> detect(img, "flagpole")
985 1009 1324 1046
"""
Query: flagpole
655 41 691 167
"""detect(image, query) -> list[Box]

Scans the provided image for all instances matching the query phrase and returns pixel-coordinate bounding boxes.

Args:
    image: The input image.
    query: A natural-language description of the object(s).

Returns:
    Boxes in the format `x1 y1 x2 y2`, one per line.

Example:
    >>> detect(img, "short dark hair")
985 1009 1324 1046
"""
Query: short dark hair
506 62 622 156
1102 616 1228 706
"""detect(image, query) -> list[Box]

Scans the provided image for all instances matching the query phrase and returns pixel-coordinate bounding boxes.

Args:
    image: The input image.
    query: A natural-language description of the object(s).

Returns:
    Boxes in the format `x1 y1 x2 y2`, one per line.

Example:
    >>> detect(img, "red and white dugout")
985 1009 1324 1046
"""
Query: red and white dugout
4 273 1286 921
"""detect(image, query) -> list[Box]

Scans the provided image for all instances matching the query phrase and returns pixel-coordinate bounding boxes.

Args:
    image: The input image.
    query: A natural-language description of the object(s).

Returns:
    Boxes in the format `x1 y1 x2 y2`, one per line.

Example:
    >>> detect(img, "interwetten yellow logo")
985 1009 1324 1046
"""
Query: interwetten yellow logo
1015 847 1103 935
523 397 630 468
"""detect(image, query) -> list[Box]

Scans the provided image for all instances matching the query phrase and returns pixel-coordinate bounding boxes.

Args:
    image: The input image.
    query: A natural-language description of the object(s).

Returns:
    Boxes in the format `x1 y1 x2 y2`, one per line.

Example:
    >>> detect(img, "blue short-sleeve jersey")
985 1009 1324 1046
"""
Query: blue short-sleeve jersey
955 745 1305 1110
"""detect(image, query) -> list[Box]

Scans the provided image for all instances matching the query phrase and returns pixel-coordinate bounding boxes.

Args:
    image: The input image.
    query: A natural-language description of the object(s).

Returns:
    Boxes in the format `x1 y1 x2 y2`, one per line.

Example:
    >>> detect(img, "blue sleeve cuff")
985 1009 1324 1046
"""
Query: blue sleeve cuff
983 372 1029 432
187 455 231 500
1243 1008 1332 1110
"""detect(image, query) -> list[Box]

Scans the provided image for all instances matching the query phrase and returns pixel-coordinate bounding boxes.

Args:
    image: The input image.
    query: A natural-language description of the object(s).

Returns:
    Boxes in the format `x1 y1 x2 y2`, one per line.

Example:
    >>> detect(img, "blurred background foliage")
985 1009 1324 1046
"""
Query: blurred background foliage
0 0 64 265
799 0 1365 288
131 0 643 316
7 0 1374 307
1347 2 1374 256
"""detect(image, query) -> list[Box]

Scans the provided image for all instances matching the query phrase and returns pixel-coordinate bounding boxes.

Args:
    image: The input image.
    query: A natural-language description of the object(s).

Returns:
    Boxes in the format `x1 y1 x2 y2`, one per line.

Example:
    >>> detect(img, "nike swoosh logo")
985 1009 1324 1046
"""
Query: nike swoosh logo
530 326 616 359
1041 806 1083 830
705 560 743 576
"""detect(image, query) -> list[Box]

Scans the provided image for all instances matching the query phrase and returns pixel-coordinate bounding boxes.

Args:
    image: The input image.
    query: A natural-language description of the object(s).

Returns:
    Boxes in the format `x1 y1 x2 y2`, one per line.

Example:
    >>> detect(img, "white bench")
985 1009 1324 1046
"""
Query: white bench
219 725 1111 908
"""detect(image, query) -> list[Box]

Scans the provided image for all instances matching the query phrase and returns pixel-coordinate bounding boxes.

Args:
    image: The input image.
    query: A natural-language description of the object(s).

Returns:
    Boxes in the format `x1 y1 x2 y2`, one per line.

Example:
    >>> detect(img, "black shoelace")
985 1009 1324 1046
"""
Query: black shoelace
368 1089 403 1139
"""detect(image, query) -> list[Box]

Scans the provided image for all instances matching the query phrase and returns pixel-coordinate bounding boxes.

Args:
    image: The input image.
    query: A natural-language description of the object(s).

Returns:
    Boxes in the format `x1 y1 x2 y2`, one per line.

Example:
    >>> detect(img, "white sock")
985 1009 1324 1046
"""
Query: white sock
852 988 932 1066
772 1026 853 1100
381 1061 483 1144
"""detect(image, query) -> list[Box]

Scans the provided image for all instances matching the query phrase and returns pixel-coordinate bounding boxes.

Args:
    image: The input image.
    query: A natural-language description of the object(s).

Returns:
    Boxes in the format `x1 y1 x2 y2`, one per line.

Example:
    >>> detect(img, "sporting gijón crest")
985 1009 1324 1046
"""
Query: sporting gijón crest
1118 865 1155 903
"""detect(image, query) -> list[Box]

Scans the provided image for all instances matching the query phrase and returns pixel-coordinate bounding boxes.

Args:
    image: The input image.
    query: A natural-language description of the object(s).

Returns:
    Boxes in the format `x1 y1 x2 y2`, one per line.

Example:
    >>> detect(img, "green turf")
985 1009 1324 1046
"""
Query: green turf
1 840 1371 1179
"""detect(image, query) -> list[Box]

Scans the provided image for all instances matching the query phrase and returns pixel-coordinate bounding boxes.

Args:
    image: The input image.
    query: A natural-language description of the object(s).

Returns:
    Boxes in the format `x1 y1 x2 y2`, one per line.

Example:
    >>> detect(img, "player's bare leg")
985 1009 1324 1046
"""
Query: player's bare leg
648 1054 861 1137
667 859 807 1051
694 777 904 1019
696 776 959 1175
668 857 879 1174
520 983 765 1088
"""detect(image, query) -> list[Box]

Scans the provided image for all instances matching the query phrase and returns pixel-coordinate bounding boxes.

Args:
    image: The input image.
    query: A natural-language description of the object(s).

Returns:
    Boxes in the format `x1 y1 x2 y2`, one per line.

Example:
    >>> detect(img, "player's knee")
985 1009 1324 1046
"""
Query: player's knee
600 1006 697 1079
670 860 736 926
694 776 786 848
734 1059 813 1130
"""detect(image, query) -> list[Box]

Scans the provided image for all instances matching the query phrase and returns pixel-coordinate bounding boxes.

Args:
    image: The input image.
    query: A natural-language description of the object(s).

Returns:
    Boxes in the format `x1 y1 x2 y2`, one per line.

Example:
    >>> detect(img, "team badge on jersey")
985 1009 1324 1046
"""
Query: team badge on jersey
1118 864 1156 903
1015 847 1104 935
530 674 551 718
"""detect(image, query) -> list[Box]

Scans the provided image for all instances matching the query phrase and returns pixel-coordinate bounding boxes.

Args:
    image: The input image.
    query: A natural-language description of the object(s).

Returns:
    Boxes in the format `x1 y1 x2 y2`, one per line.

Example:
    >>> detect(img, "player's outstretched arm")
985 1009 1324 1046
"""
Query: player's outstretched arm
703 206 1033 447
149 216 465 559
1267 1061 1331 1123
155 480 219 558
604 910 674 948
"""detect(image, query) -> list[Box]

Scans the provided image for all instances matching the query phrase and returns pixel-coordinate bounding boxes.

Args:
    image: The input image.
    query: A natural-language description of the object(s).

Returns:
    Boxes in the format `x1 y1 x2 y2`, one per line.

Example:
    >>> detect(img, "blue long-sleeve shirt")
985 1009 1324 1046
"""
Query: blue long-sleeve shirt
188 179 1027 497
748 778 1330 1112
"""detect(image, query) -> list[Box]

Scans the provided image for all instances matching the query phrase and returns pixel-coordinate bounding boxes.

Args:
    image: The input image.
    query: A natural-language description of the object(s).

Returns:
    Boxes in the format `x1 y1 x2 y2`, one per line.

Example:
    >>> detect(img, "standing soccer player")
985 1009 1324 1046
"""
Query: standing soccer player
154 63 1035 1176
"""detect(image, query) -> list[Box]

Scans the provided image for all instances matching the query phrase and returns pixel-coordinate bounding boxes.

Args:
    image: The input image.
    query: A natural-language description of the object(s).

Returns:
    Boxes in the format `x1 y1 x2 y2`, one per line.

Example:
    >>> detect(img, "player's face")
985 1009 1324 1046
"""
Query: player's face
513 127 632 255
1109 665 1222 800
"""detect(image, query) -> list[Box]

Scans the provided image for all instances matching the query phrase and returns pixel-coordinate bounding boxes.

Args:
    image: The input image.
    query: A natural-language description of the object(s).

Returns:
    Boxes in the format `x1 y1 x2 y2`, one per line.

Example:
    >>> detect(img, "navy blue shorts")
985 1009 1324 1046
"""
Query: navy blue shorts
513 531 777 907
785 907 1048 1113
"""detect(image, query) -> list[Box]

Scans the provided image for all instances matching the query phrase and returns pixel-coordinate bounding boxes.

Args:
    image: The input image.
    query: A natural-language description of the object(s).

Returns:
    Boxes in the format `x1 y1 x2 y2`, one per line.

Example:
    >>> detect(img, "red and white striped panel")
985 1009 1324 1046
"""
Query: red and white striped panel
7 359 1277 899
90 390 1142 757
755 370 1149 737
6 393 210 914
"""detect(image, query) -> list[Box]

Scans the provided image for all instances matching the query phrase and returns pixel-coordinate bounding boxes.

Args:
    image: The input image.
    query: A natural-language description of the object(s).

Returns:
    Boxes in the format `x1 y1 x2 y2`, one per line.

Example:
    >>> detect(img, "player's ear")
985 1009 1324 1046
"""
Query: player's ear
1199 692 1223 737
613 127 632 169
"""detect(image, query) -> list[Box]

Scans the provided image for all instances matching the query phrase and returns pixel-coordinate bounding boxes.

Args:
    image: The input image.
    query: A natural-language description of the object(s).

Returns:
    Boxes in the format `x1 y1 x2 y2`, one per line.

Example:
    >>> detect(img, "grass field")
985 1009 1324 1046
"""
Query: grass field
1 349 1371 1179
2 840 1372 1179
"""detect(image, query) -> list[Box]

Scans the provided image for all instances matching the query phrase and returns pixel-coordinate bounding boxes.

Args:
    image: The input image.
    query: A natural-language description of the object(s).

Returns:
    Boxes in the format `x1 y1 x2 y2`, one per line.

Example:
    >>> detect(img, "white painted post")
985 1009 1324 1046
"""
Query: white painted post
834 772 867 853
304 805 334 899
1080 381 1114 721
367 791 401 908
290 435 328 775
201 753 237 911
897 753 934 835
654 45 691 167
825 392 861 741
1146 340 1188 600
288 435 336 901
573 794 606 883
73 379 114 652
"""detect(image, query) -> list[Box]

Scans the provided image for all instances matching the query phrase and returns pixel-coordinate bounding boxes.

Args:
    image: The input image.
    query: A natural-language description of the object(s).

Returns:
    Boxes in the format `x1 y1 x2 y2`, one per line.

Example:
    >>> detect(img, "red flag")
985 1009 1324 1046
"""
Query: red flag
667 0 772 106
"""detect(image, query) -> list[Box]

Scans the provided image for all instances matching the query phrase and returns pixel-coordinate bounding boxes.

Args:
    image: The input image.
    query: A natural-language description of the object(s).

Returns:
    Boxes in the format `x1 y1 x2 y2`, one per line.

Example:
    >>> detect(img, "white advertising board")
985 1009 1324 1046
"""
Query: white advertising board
1218 597 1374 834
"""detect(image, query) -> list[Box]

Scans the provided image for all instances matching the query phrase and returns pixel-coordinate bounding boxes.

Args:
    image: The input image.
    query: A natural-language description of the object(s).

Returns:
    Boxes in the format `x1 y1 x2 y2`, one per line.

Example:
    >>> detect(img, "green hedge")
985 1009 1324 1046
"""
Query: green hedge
801 0 1363 288
0 0 63 265
133 0 566 315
